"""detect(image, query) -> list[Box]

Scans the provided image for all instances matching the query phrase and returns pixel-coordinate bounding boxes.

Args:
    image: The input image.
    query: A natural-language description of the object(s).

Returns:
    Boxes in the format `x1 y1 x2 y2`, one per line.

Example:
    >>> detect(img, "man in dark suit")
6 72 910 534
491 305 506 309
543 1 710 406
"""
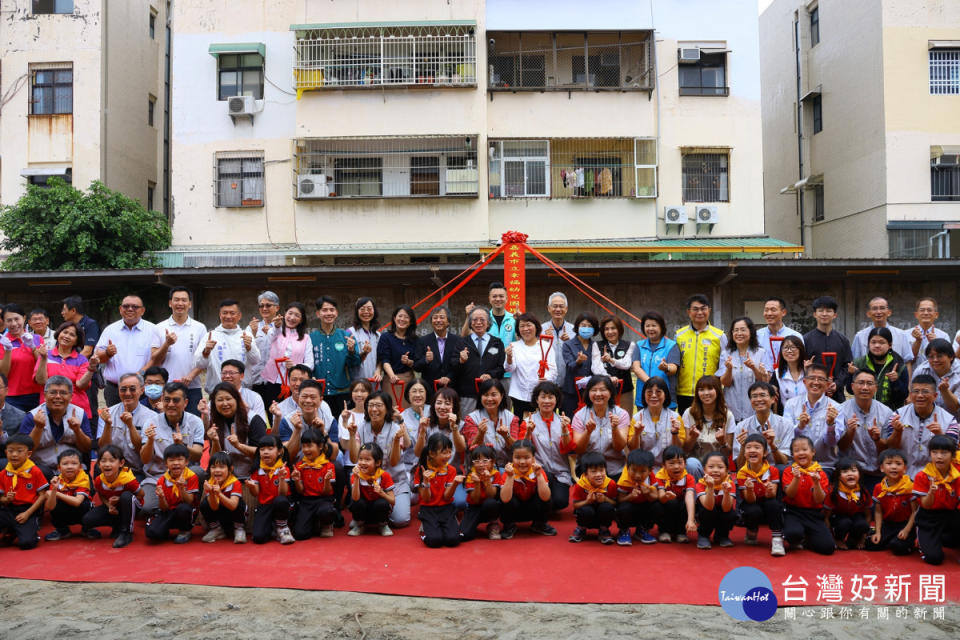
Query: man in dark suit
414 306 461 393
451 306 505 415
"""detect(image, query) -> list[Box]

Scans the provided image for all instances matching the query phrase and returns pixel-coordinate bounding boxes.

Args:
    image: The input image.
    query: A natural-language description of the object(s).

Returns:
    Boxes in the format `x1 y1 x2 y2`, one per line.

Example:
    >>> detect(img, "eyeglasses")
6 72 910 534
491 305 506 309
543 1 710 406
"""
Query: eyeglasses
689 306 709 313
852 380 877 387
121 304 143 310
806 376 828 383
47 389 71 397
911 389 935 397
781 345 799 351
118 386 139 393
258 303 277 308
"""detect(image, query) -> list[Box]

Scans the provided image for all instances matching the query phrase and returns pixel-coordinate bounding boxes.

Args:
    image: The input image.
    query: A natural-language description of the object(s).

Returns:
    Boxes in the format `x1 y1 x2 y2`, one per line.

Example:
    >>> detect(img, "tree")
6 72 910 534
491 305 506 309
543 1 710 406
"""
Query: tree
0 178 171 271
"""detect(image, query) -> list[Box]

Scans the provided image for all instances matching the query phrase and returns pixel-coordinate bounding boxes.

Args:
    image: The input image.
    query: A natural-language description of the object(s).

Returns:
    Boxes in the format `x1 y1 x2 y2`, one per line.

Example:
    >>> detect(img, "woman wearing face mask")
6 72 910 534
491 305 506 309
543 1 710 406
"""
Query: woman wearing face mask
560 313 606 417
33 321 95 418
140 367 168 411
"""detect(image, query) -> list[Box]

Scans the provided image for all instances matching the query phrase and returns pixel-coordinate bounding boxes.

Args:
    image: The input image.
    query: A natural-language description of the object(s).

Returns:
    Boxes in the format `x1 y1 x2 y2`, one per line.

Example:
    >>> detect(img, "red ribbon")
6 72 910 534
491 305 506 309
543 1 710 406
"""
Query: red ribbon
613 377 624 407
822 352 837 379
275 357 291 399
769 336 785 369
537 334 554 378
433 380 447 392
367 377 381 391
390 379 406 408
574 376 587 412
474 377 484 394
314 378 327 397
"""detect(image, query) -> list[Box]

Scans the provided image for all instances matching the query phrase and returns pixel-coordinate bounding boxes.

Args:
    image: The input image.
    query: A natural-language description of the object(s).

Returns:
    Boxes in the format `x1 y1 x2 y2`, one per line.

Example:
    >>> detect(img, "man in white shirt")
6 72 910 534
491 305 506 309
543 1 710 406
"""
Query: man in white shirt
150 287 207 415
851 297 913 366
247 290 280 395
541 292 574 389
782 363 843 473
96 372 159 477
837 369 894 492
732 381 793 468
27 309 56 351
95 295 161 406
756 297 803 371
883 374 960 477
193 298 260 393
909 297 950 368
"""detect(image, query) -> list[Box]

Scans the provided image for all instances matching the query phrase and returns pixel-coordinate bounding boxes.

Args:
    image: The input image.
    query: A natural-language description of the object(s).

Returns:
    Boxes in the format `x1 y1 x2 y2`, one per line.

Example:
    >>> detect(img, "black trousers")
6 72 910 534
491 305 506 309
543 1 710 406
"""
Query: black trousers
199 500 246 531
697 502 737 540
575 502 615 529
654 499 686 535
501 495 549 526
145 503 194 540
50 500 91 531
419 503 459 548
740 498 784 533
546 474 570 513
783 506 835 555
676 395 694 415
253 382 282 413
0 504 41 550
324 393 349 417
615 500 655 531
459 498 502 541
252 496 291 544
916 508 960 566
830 512 869 545
82 491 136 534
349 496 391 526
291 496 336 540
866 519 915 555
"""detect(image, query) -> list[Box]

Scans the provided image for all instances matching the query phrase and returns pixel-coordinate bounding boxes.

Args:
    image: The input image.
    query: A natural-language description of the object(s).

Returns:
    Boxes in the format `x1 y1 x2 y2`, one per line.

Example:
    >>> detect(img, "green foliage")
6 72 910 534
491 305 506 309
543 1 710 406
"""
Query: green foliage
0 178 171 271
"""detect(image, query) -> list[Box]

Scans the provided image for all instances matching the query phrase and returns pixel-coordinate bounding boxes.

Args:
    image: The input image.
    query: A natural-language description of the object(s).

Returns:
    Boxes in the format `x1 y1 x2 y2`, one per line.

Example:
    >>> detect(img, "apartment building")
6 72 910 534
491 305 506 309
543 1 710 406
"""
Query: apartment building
0 0 168 213
165 0 782 268
761 0 960 259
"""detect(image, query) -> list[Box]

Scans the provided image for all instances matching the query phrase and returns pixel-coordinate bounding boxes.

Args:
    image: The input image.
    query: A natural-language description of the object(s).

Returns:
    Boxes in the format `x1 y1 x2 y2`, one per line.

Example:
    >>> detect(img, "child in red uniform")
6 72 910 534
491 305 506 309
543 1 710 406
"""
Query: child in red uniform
695 450 736 549
825 458 869 550
0 434 48 549
415 433 463 547
614 449 659 546
654 445 697 543
499 439 554 539
291 430 337 540
145 443 199 544
459 445 503 541
781 435 834 555
913 435 960 565
349 442 396 536
736 433 784 556
200 451 246 544
43 448 91 541
83 444 142 548
867 448 916 555
569 451 619 544
246 435 294 545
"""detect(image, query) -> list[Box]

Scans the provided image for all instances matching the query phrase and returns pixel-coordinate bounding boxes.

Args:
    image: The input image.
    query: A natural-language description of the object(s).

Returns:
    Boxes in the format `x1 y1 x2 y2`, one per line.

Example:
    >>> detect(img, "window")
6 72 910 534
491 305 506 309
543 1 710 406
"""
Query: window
31 66 72 115
813 184 825 221
150 11 157 39
215 152 264 207
487 31 653 91
931 154 960 202
810 7 820 47
148 95 156 127
682 151 729 202
889 228 942 258
929 49 960 95
295 136 479 199
812 95 822 134
678 52 728 96
294 23 477 93
33 0 73 14
147 183 156 210
489 141 549 198
218 54 263 100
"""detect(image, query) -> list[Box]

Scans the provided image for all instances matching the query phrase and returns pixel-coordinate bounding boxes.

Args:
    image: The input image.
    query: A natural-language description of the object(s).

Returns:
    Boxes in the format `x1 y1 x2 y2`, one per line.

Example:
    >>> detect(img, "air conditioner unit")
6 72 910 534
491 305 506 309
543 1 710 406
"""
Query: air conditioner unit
679 47 701 63
696 205 720 224
934 154 959 167
664 205 688 224
297 173 329 199
227 95 261 120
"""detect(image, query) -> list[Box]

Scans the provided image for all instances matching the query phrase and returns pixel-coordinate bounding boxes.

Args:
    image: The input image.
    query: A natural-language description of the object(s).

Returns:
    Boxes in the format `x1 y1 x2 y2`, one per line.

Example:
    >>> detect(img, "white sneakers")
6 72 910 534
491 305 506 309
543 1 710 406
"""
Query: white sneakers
274 524 295 545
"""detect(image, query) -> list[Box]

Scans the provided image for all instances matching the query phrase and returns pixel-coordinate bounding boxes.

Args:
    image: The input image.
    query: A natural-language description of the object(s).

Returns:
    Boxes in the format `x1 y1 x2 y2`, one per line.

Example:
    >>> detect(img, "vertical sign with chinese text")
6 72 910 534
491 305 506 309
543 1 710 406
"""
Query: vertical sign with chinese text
504 242 525 313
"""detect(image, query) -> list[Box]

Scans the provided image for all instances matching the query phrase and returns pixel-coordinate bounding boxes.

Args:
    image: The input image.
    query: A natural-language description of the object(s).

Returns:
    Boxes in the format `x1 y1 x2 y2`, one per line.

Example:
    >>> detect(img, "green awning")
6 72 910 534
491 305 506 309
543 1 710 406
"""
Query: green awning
208 43 265 59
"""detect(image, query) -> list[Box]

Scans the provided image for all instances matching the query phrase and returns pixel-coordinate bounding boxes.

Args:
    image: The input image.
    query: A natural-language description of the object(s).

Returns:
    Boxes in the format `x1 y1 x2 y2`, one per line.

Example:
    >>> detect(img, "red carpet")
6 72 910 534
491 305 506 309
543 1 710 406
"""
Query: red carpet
3 509 958 605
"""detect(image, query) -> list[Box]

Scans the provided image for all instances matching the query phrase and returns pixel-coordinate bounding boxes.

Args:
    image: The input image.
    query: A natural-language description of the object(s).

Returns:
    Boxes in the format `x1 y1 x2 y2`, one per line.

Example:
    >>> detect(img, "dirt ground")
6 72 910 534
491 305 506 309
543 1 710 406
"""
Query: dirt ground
0 579 957 639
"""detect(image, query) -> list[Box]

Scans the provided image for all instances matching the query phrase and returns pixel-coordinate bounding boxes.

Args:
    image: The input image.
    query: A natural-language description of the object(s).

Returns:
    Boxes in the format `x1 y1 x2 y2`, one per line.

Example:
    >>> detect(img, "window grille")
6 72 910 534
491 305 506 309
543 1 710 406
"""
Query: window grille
294 24 477 93
294 135 479 199
30 63 72 115
219 54 264 100
809 7 820 47
487 31 653 91
215 151 265 207
929 49 960 95
931 158 960 202
489 138 656 199
679 52 728 96
889 228 940 259
682 151 729 202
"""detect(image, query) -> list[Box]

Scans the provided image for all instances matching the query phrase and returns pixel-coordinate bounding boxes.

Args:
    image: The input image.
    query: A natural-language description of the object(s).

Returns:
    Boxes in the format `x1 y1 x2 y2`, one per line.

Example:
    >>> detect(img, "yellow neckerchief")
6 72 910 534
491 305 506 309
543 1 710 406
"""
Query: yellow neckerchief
736 461 771 483
427 461 449 476
837 483 861 503
576 473 613 494
57 468 90 492
299 454 330 470
217 474 239 490
100 467 136 491
357 467 385 483
702 473 732 490
616 468 649 489
163 467 196 499
4 459 36 490
259 458 286 480
876 475 913 498
655 467 685 489
922 462 960 495
795 461 823 475
514 466 537 482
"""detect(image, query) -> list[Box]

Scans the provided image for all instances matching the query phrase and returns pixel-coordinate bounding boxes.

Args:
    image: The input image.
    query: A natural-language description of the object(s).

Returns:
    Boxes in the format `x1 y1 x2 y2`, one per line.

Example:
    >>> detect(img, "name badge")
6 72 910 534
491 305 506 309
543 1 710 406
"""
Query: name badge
334 342 345 351
488 347 499 355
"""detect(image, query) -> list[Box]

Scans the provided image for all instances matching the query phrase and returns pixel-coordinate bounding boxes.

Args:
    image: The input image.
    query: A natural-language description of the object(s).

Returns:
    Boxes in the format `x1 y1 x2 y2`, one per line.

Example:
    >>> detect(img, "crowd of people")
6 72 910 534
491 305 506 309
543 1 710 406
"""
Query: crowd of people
1 286 959 566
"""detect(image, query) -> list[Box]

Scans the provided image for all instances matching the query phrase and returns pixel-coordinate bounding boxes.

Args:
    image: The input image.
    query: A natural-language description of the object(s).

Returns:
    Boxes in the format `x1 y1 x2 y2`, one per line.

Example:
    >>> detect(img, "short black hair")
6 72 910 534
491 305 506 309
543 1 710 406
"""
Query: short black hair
580 451 606 471
98 444 125 463
765 297 788 310
29 308 48 319
662 445 685 463
57 448 82 463
5 433 34 451
315 295 338 310
163 381 189 398
685 294 710 309
925 338 954 360
812 295 838 312
163 443 190 460
143 366 169 382
489 281 506 292
878 448 907 465
168 286 192 301
911 374 937 389
626 449 655 469
928 435 957 455
220 359 245 374
218 298 240 309
743 432 769 451
62 295 84 314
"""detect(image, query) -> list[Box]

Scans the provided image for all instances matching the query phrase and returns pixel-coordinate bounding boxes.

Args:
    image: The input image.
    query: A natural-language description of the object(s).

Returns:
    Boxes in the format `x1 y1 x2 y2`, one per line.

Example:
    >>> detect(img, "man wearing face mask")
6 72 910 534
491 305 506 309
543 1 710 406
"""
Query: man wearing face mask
96 372 159 480
140 366 168 412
